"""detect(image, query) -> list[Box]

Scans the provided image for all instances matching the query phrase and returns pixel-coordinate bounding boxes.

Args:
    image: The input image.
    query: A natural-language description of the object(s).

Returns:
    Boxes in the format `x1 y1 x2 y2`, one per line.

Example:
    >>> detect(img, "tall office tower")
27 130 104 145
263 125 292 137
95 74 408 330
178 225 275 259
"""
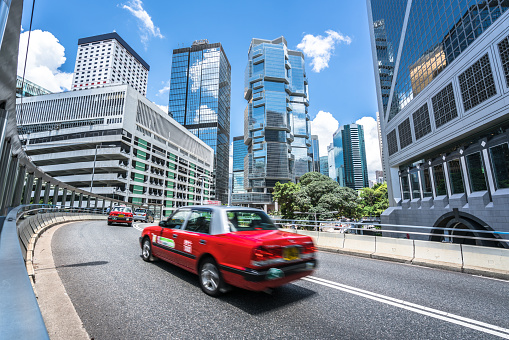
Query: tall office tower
168 39 231 204
327 143 336 181
375 170 384 184
310 135 320 172
319 156 329 177
16 85 214 217
232 135 248 193
71 32 149 96
333 124 369 190
367 0 509 242
243 36 311 210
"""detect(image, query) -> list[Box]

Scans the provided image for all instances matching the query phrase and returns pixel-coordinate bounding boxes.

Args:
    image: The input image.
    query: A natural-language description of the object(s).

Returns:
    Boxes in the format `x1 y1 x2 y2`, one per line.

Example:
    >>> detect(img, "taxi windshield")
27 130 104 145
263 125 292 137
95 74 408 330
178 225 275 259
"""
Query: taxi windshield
226 210 277 232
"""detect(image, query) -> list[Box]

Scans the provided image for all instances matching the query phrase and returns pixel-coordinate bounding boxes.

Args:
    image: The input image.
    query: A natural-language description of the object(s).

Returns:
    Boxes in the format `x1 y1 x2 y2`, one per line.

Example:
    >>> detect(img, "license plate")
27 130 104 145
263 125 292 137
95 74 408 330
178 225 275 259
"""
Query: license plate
283 246 300 261
119 214 124 218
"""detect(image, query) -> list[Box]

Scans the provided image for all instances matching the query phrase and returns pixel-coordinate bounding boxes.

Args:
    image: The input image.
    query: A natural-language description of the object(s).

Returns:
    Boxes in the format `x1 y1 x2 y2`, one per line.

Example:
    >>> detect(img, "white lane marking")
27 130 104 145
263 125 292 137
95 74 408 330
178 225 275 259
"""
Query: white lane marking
303 276 509 339
473 275 509 283
132 223 144 232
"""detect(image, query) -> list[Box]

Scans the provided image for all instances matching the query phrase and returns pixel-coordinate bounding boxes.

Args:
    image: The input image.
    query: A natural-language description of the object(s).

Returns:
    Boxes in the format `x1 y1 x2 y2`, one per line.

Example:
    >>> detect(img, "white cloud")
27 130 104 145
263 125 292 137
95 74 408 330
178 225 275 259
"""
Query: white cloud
297 30 351 73
155 104 168 113
310 111 339 157
158 80 170 95
355 116 382 182
17 30 72 92
122 0 163 47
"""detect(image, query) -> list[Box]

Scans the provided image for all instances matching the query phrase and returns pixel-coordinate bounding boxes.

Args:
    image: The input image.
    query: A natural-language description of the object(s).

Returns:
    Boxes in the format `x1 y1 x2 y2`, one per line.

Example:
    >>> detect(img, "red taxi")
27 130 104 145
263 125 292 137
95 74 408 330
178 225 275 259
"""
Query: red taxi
139 206 317 296
108 206 133 226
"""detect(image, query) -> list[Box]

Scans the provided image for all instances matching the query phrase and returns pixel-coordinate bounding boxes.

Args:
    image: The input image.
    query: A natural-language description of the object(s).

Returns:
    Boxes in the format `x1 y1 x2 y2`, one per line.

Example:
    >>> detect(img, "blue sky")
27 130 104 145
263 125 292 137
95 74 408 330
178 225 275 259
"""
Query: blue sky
19 0 382 178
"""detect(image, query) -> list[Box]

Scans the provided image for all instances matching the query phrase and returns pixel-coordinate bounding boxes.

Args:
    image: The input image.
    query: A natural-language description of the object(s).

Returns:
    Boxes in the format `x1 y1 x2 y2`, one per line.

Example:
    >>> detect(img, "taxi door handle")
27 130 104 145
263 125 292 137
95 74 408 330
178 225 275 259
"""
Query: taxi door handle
173 234 178 238
200 239 206 245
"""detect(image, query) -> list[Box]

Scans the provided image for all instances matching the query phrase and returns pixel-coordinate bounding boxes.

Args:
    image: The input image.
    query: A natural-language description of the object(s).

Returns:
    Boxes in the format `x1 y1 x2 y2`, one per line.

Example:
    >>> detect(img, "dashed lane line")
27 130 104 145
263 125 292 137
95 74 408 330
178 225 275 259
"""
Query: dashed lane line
303 276 509 339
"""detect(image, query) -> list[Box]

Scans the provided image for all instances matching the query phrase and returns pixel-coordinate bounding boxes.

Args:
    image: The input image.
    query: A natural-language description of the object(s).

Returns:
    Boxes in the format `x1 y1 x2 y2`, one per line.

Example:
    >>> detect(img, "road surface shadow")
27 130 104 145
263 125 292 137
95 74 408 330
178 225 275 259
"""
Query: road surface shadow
149 257 316 315
220 283 316 315
58 260 109 268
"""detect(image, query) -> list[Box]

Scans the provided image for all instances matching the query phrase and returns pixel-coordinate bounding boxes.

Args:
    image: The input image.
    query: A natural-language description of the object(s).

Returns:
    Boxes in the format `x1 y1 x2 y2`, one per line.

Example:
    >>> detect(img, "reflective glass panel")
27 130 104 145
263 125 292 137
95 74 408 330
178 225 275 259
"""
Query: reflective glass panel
422 168 433 197
465 152 487 192
433 164 447 196
401 175 411 200
448 159 465 194
490 143 509 189
410 172 421 199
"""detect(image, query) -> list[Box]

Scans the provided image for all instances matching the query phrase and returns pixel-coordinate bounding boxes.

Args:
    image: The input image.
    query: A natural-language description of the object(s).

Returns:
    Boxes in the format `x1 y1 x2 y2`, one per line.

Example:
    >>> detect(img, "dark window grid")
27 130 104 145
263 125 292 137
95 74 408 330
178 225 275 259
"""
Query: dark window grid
497 35 509 87
387 129 398 156
432 83 458 128
398 118 413 149
459 54 496 112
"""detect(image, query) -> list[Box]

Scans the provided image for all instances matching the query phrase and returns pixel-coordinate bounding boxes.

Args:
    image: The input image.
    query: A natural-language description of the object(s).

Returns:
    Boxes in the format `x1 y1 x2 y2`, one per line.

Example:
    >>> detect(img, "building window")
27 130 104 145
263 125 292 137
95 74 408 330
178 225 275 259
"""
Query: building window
448 159 465 194
387 129 398 156
401 175 410 200
412 103 432 140
432 83 458 128
458 54 497 112
433 164 447 196
498 34 509 88
489 143 509 189
410 172 420 199
422 168 433 198
465 152 487 192
398 118 412 149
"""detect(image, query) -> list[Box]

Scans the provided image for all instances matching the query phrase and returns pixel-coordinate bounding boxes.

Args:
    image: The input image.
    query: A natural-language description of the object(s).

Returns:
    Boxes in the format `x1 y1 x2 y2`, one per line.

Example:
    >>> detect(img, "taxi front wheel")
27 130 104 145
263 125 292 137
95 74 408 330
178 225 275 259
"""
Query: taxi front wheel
142 238 156 262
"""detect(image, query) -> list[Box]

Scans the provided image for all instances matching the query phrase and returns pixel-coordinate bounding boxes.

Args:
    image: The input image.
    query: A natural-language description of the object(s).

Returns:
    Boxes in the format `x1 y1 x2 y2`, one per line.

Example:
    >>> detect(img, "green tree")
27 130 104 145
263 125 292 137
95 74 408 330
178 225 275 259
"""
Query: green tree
272 181 300 219
359 183 389 217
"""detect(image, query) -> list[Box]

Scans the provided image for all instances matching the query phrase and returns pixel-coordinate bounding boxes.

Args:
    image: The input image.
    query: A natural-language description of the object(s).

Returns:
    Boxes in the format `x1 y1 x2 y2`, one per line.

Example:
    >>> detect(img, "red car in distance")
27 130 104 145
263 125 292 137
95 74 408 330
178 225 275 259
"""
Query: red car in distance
139 206 317 296
108 206 133 226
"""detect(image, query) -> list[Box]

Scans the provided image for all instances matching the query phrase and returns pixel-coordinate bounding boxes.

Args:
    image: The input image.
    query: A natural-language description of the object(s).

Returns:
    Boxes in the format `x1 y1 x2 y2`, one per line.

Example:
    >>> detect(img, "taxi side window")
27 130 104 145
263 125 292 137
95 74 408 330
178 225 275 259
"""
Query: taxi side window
185 210 212 234
166 210 190 229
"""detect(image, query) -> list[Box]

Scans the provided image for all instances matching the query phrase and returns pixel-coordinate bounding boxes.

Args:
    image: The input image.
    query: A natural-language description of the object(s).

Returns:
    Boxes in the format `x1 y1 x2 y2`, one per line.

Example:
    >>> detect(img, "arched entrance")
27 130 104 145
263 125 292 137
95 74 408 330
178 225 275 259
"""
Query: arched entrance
430 209 506 248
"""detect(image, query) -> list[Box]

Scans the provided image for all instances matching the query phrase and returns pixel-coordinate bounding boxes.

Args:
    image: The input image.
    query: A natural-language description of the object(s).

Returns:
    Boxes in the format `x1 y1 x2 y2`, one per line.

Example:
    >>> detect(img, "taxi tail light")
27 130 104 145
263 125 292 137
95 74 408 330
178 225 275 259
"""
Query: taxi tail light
252 245 282 262
302 242 316 254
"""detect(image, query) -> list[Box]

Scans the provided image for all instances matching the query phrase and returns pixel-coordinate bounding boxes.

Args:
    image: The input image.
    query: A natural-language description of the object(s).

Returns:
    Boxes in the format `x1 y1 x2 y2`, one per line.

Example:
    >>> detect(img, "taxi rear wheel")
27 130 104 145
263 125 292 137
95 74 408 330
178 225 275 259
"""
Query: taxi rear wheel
142 238 155 262
107 221 112 225
199 259 223 297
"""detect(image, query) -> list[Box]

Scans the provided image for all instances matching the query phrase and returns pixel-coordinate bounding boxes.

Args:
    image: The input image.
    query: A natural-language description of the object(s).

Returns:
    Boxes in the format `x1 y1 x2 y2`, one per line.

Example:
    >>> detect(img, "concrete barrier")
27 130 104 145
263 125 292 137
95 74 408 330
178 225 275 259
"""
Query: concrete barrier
296 230 319 244
317 232 344 251
341 234 376 257
413 240 462 271
462 244 509 278
373 237 414 263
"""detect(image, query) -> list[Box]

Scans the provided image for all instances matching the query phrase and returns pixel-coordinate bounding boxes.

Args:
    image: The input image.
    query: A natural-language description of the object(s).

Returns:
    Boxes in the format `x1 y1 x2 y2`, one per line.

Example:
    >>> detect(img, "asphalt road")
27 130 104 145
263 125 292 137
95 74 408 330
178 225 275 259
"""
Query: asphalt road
51 220 509 339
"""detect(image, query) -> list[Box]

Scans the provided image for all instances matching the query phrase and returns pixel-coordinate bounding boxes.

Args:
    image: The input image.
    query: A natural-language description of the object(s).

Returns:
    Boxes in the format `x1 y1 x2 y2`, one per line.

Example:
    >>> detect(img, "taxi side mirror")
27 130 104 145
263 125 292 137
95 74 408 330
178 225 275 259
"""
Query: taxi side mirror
159 221 166 227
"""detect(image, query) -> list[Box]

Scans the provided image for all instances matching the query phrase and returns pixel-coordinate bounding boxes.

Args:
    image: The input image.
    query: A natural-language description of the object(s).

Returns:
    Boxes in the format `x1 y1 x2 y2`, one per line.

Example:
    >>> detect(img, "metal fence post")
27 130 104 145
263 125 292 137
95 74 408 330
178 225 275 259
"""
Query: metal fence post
11 164 26 207
0 155 19 213
22 172 35 205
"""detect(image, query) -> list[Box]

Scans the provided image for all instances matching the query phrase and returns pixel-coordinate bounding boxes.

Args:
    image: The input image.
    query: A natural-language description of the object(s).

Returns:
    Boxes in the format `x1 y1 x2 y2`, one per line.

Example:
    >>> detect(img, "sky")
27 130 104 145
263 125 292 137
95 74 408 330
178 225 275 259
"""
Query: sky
18 0 381 180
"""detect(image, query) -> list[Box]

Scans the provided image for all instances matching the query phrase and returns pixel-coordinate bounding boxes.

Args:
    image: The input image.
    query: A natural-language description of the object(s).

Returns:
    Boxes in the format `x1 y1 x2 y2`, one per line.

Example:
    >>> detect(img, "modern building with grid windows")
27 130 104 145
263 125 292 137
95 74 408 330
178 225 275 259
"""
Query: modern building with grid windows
16 84 214 217
241 37 311 211
168 39 231 204
71 32 149 96
333 124 369 190
320 156 329 177
310 135 320 173
232 135 248 194
367 0 509 244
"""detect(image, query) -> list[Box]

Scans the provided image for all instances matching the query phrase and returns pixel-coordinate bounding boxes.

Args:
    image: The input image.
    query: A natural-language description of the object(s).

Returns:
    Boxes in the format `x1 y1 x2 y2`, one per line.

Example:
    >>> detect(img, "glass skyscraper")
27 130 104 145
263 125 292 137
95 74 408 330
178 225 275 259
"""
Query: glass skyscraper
368 0 509 243
310 135 320 172
319 156 329 177
243 37 311 207
232 135 248 193
168 39 231 204
333 124 368 190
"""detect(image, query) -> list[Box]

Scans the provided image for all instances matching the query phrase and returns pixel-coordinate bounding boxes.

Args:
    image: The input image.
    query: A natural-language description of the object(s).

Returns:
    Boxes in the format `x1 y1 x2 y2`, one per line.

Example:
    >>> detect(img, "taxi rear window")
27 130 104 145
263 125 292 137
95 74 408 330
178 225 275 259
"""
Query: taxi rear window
112 207 132 213
226 210 277 232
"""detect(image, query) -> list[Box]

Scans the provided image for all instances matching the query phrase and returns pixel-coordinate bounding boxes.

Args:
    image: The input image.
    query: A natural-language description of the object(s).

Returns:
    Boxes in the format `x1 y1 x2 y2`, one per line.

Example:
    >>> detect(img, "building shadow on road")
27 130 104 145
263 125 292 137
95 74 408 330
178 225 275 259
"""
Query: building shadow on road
148 256 316 315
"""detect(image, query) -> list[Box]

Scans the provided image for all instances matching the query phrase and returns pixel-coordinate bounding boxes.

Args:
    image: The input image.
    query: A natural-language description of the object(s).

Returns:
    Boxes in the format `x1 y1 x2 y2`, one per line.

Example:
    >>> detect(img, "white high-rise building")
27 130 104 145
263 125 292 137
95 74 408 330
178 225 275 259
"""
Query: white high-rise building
71 32 149 96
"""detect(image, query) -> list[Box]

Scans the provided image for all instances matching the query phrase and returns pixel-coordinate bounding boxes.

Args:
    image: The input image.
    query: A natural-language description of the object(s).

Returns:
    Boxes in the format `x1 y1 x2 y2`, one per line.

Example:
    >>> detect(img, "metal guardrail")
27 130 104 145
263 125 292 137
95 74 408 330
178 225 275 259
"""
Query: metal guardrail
0 204 106 340
272 219 509 247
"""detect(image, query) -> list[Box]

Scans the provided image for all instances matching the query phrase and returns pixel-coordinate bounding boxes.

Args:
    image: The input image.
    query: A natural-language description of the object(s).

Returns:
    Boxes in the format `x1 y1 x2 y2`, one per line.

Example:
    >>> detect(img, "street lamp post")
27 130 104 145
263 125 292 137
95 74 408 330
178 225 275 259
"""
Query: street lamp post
90 144 117 194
